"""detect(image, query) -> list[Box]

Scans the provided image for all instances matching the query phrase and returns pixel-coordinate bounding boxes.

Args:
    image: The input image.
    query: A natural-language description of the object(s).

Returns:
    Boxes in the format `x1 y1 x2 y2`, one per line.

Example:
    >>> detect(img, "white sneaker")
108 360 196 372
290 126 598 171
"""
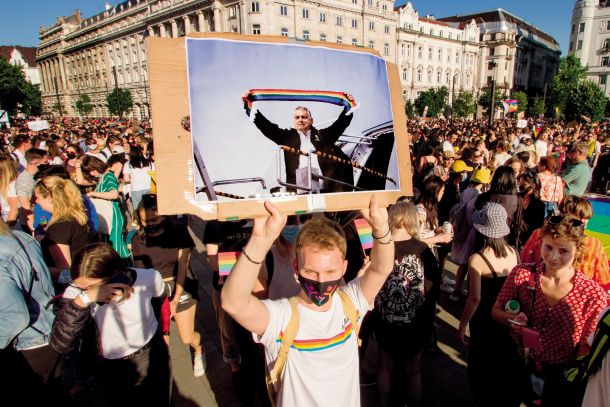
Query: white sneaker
193 353 206 377
440 282 455 294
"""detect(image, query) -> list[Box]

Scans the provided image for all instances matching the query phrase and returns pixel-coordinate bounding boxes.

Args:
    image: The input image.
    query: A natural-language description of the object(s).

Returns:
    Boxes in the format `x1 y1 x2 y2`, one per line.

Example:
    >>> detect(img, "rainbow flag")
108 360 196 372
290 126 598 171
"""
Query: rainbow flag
243 89 357 116
218 251 238 276
502 99 519 113
586 196 610 259
354 218 374 250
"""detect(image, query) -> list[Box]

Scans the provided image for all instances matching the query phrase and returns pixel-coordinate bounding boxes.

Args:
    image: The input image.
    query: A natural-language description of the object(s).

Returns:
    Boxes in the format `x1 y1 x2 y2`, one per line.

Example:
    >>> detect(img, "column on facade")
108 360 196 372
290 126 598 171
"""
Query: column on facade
41 61 49 93
171 19 178 37
58 55 68 91
197 11 205 32
213 1 222 32
183 15 191 34
159 23 166 37
148 26 154 37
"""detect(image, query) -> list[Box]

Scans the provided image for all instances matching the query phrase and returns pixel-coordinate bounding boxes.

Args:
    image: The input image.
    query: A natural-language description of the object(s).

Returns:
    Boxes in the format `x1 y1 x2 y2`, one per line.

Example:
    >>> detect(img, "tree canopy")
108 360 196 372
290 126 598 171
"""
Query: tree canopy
452 91 476 118
414 86 448 117
75 94 93 117
0 56 41 116
106 88 133 117
549 55 588 118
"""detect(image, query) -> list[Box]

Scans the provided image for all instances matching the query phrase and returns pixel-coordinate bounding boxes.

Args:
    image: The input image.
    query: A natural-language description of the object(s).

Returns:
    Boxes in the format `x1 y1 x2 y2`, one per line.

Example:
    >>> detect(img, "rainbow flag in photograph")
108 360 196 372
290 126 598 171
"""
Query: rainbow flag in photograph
502 99 519 113
218 251 238 276
354 218 374 250
243 89 357 115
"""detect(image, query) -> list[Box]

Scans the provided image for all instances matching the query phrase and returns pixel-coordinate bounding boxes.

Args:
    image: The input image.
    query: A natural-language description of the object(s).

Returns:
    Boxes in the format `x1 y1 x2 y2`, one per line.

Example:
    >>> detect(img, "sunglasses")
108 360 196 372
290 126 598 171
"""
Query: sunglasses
36 181 52 196
546 215 584 229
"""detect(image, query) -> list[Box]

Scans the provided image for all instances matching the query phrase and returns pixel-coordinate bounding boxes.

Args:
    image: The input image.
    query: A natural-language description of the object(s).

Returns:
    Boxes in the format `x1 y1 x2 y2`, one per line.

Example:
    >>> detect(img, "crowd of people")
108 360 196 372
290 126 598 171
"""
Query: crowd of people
0 114 609 407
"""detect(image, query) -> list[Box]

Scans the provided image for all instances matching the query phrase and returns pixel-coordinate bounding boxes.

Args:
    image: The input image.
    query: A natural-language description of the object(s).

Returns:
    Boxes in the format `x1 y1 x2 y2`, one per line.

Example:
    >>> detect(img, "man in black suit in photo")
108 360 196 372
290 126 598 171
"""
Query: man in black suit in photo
242 91 356 193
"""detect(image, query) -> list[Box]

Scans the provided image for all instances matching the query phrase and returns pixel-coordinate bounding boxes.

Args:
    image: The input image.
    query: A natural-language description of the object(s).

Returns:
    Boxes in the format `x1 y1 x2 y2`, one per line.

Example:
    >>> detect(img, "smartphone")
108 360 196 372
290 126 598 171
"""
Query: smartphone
97 268 137 305
522 327 543 351
508 318 526 326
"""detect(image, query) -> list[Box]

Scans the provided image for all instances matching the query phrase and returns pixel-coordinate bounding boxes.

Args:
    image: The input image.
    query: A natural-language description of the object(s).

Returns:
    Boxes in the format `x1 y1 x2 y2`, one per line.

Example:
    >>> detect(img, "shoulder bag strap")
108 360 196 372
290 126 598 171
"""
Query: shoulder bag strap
268 297 300 389
527 270 539 327
337 290 361 346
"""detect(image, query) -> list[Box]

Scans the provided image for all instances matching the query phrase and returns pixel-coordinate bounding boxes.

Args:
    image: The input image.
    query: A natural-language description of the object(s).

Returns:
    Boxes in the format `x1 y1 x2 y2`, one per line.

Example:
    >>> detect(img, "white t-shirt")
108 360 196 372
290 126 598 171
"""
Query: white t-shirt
256 278 372 407
493 152 511 167
0 181 17 221
63 268 164 359
534 140 547 159
441 140 454 152
123 162 154 192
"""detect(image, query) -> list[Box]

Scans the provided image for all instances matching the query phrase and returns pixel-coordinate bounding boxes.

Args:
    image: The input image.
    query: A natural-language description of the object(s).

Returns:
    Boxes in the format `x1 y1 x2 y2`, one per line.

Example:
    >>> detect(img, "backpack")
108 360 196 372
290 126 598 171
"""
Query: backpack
265 291 361 406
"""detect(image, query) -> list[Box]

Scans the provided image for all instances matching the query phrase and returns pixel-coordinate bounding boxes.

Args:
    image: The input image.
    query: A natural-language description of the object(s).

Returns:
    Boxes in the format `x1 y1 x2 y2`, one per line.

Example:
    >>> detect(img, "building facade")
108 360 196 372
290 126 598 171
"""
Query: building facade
37 0 396 118
570 0 610 96
395 2 482 102
0 46 40 84
440 9 561 97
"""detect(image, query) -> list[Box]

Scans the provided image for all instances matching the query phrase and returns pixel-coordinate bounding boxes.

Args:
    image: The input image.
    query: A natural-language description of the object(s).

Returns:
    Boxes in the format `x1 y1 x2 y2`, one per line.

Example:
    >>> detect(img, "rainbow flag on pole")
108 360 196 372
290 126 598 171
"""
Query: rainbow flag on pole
218 252 238 276
354 218 374 251
243 89 357 116
502 99 519 113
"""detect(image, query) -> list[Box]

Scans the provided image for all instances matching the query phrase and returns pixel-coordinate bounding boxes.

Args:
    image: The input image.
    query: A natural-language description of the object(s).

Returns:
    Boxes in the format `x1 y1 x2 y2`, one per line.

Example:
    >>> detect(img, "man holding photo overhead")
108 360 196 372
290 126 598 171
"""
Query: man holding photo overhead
221 195 393 406
242 90 356 193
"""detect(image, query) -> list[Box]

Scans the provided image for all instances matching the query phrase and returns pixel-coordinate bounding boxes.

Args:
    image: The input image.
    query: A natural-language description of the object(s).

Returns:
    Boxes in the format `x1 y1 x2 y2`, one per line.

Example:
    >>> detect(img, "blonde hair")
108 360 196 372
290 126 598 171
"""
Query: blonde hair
0 154 18 199
389 201 420 239
296 217 347 259
35 176 88 227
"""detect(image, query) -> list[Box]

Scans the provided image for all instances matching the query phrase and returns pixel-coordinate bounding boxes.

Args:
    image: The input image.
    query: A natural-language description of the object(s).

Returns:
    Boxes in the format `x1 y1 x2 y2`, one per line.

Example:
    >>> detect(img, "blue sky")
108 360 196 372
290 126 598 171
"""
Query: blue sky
4 0 573 54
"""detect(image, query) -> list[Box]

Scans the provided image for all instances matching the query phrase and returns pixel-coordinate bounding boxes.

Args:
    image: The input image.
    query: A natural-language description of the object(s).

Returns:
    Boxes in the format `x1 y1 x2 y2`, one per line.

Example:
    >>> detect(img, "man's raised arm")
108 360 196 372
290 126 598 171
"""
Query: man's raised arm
358 195 394 305
221 202 287 336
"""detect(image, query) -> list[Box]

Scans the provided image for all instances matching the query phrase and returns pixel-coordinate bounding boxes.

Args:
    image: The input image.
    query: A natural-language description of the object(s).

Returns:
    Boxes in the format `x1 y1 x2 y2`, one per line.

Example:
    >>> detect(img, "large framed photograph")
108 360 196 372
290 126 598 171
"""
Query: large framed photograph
148 34 411 220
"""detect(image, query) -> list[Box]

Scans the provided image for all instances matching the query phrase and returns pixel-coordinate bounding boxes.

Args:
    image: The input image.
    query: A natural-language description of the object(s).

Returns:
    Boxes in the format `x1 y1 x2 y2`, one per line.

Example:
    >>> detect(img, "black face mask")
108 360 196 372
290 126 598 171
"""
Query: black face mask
297 274 342 306
144 221 164 235
66 152 77 159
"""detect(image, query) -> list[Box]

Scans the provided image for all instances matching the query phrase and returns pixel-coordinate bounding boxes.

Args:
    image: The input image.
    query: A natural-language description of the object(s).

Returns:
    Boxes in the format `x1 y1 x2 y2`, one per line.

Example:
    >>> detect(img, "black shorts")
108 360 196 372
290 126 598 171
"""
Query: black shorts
373 313 427 361
164 279 199 313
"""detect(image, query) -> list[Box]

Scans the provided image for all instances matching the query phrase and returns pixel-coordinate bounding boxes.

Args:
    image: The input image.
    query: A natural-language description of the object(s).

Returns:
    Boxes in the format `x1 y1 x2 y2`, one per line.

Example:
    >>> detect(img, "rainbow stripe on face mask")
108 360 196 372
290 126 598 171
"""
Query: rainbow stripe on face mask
242 89 357 116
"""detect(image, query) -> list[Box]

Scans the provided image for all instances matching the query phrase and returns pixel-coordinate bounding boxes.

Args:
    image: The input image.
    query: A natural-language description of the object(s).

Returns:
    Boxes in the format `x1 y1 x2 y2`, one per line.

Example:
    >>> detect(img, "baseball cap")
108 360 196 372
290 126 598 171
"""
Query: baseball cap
471 167 492 184
442 150 456 159
472 202 510 238
450 160 473 173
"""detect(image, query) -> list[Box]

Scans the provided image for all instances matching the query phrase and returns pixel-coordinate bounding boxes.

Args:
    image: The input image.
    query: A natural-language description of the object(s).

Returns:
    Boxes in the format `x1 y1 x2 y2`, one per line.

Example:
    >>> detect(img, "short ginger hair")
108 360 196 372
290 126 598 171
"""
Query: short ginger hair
296 217 347 259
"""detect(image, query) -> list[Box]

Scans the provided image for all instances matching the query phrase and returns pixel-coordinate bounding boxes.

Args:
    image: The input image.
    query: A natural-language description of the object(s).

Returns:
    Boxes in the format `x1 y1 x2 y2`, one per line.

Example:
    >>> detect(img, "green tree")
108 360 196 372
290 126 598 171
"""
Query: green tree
511 91 528 113
564 80 607 122
478 88 504 110
51 102 64 115
21 82 41 116
405 99 415 118
106 88 133 117
452 91 476 118
549 55 588 117
414 86 448 117
0 56 27 115
75 94 93 117
529 97 546 117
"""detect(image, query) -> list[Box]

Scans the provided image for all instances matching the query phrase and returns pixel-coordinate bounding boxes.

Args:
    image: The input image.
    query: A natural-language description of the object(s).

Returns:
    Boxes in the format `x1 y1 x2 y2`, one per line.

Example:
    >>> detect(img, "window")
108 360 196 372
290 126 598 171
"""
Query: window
384 25 390 34
368 40 374 49
427 69 432 83
579 22 585 33
402 69 407 80
382 3 387 10
447 50 451 62
368 0 372 5
352 19 358 29
252 24 261 34
438 49 442 61
577 40 583 50
430 29 434 36
352 38 358 46
302 8 309 19
281 27 288 36
572 24 576 34
280 5 288 16
487 75 493 86
449 33 452 39
303 30 310 40
320 33 326 42
455 52 459 64
428 47 432 60
489 47 495 56
417 67 422 82
369 21 375 31
605 38 610 49
488 61 495 70
251 1 259 12
418 46 422 58
352 0 357 3
337 36 343 44
603 56 610 66
607 21 610 31
320 12 326 23
602 75 608 85
439 30 443 37
569 42 574 52
401 44 405 56
384 43 389 55
407 45 411 57
336 16 342 26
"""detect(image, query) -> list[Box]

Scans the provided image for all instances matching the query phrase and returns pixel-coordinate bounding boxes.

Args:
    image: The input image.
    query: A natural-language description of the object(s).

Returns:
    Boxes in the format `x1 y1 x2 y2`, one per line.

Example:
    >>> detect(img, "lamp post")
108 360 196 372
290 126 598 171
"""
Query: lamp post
451 73 457 119
489 61 497 127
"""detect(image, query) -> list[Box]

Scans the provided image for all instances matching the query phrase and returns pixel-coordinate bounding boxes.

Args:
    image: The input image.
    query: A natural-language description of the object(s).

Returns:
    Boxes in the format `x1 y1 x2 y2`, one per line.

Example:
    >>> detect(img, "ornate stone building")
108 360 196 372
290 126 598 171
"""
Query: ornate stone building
439 9 561 96
394 2 482 102
37 0 397 118
0 46 40 85
569 0 610 96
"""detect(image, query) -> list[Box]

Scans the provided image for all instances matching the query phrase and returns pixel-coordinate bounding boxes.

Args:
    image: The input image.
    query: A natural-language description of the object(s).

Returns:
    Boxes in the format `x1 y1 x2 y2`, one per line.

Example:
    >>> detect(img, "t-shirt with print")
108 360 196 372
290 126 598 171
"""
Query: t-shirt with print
255 278 372 407
375 238 438 325
63 267 165 359
202 220 252 290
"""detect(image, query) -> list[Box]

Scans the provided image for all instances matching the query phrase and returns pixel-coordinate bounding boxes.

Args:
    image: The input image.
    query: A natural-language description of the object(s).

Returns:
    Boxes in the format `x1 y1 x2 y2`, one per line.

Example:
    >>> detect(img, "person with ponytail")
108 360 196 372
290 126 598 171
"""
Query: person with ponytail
34 176 93 279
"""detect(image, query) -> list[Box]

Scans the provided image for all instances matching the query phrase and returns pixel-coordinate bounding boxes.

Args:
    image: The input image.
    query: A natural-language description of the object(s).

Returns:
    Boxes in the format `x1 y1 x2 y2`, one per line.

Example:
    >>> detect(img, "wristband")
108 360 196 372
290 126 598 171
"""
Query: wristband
372 229 391 240
78 290 92 306
241 248 263 265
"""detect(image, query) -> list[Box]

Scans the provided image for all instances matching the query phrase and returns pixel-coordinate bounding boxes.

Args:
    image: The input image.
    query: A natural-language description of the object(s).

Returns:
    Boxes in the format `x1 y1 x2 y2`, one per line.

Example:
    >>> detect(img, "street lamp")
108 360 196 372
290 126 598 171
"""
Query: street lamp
451 73 458 119
489 61 497 127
